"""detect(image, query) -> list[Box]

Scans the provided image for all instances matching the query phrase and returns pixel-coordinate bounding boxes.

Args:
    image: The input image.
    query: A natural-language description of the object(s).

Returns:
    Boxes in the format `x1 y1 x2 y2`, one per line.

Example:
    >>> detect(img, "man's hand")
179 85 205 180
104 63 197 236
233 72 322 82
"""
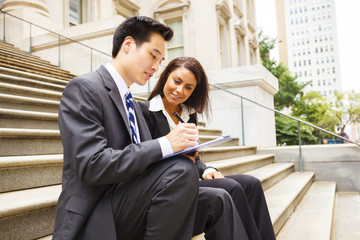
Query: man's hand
166 123 199 153
204 171 225 180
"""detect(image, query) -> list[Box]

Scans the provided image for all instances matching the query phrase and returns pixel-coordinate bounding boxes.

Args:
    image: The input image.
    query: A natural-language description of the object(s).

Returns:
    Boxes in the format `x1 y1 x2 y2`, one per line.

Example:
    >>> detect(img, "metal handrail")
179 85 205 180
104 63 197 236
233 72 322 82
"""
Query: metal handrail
209 83 360 171
2 9 358 172
0 10 111 70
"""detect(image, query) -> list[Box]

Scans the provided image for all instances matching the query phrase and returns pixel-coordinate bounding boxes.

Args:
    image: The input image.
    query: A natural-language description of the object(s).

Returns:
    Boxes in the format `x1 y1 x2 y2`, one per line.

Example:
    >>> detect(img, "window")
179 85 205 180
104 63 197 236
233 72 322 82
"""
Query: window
166 20 184 61
154 1 190 64
69 0 82 26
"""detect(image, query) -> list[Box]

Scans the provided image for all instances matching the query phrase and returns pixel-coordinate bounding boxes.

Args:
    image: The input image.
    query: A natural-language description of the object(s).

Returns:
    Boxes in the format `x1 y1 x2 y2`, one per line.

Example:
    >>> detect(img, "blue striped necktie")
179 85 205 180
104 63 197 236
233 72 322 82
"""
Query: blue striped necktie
125 91 138 143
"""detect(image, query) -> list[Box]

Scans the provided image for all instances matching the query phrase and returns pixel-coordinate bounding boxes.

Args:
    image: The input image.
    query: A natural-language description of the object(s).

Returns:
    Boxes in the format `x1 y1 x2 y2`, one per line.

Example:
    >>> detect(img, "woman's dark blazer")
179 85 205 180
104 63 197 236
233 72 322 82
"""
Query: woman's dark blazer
139 101 213 177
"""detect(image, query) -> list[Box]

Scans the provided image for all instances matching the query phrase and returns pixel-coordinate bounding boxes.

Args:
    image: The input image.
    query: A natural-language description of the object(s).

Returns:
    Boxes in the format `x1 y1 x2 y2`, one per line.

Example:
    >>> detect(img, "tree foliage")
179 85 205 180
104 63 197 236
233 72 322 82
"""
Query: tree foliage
258 31 337 145
332 91 360 134
258 31 307 111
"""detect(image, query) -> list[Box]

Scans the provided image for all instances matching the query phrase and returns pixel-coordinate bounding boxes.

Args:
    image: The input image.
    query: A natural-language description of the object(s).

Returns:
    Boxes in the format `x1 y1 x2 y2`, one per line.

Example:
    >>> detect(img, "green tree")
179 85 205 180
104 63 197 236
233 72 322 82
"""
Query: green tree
292 91 338 141
258 31 315 144
332 91 360 135
258 31 307 111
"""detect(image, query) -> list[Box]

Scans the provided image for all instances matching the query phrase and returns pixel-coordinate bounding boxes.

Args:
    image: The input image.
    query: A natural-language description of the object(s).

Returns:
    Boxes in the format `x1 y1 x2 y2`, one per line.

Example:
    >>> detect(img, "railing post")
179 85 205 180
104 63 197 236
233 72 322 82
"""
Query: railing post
241 97 245 146
90 48 93 72
298 121 303 172
3 12 5 42
58 35 61 68
29 23 32 54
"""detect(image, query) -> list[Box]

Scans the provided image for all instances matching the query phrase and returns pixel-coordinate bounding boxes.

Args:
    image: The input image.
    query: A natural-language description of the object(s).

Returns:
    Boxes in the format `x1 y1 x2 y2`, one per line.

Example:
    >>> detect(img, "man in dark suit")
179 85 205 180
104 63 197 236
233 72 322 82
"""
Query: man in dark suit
52 16 202 240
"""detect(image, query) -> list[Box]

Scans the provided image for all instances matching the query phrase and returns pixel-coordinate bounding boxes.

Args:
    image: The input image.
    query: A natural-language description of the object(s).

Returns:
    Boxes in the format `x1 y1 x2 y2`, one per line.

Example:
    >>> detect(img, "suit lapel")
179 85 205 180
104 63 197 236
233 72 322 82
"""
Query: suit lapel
96 66 131 138
133 101 152 142
153 111 171 136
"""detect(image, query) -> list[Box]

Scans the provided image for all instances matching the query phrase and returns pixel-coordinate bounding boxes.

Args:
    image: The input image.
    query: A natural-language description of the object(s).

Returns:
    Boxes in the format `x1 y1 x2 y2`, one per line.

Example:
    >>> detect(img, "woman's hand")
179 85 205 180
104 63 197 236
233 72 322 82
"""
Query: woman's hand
183 151 198 164
204 171 225 180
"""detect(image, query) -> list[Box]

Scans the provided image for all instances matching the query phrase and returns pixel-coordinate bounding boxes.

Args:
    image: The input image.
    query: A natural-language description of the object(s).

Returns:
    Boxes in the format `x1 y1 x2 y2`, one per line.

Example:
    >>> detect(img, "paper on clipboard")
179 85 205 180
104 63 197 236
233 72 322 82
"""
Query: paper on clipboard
161 135 236 160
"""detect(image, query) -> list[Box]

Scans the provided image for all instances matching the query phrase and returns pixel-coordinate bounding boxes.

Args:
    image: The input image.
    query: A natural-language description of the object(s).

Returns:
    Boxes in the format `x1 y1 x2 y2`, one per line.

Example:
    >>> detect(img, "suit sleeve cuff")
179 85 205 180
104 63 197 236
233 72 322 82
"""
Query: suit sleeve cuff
158 136 174 158
202 167 218 179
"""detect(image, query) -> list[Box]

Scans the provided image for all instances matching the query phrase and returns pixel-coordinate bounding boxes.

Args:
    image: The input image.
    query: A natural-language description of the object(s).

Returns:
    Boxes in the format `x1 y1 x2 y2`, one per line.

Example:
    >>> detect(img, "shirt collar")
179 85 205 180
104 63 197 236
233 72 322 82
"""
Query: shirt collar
148 94 195 124
105 62 129 98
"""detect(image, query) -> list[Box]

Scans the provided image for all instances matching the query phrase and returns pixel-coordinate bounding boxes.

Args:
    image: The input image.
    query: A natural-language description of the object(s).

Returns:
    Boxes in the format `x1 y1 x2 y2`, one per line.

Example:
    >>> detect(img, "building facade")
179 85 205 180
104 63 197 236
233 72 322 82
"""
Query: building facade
1 0 280 147
0 0 260 75
276 0 342 97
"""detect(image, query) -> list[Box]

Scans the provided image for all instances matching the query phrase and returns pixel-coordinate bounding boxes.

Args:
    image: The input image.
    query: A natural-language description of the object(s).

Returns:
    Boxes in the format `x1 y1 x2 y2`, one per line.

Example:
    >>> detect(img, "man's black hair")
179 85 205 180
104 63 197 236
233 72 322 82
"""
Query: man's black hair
112 16 173 58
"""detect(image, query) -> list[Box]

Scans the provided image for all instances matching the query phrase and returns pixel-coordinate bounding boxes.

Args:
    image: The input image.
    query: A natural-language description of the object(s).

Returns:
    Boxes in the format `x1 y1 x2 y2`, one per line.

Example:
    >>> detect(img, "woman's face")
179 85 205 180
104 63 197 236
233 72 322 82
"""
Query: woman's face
163 66 197 106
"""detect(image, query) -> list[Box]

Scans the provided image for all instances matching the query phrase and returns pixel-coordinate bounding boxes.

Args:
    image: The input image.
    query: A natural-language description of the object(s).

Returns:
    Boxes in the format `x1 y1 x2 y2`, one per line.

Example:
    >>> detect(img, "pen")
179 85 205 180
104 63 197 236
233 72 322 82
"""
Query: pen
173 112 185 123
174 112 200 145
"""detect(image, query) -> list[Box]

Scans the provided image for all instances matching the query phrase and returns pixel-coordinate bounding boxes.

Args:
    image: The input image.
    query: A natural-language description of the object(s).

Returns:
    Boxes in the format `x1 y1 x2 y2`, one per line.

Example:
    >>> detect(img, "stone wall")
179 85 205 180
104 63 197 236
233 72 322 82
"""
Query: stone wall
257 144 360 192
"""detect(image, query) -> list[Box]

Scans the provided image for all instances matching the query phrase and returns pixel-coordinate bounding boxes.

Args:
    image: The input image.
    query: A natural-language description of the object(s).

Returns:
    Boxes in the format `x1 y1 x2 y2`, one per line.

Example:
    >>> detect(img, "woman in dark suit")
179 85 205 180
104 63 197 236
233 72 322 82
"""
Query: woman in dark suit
139 57 276 240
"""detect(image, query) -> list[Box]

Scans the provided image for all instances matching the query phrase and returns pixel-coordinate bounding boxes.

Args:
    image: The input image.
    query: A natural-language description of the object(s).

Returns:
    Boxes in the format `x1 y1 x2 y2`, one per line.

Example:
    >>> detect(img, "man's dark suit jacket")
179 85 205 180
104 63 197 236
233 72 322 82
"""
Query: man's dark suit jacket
139 101 213 178
53 66 163 240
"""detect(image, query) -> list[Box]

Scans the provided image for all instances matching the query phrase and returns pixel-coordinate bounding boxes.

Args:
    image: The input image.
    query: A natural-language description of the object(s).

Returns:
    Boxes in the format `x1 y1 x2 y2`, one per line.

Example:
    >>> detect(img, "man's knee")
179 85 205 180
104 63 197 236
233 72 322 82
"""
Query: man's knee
164 157 199 193
172 157 199 180
199 187 233 209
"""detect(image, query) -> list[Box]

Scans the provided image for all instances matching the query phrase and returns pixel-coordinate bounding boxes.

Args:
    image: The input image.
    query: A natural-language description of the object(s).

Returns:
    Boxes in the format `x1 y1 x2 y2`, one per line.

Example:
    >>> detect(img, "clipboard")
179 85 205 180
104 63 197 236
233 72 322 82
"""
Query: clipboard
161 135 236 160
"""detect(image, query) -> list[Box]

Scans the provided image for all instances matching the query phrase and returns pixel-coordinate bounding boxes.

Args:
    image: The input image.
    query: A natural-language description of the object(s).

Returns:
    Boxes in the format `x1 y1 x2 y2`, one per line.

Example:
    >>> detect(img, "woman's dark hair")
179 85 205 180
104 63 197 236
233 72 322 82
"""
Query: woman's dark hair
112 16 173 58
148 57 211 119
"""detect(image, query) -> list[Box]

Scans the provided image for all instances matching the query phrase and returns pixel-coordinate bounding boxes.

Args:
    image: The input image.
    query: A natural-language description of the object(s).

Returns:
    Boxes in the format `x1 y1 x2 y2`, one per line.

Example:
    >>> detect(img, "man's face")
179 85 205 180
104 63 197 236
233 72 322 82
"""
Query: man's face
123 32 165 87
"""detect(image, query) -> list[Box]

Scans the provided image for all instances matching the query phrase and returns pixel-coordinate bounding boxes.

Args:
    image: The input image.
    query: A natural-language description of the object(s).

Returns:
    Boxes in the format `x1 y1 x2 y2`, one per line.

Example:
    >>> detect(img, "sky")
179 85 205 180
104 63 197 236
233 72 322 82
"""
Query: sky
255 0 360 92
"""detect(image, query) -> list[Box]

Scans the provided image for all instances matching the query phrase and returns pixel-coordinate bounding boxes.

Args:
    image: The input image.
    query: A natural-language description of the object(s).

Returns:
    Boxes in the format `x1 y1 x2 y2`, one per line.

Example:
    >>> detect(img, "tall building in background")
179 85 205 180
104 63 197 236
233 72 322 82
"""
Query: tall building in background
276 0 342 97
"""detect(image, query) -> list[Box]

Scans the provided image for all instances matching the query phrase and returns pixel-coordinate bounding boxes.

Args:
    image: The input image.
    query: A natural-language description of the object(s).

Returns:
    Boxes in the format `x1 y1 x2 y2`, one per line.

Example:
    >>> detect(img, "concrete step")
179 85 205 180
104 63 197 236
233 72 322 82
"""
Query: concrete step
199 135 239 147
0 41 42 59
245 162 294 190
0 82 62 100
0 47 67 69
276 182 336 240
0 108 58 129
206 154 275 176
37 235 52 240
198 127 222 136
199 146 257 162
0 93 60 113
0 55 74 79
0 73 66 91
0 128 62 156
0 154 63 192
331 192 360 240
0 66 70 85
265 171 314 234
0 49 70 73
0 61 72 81
0 185 61 240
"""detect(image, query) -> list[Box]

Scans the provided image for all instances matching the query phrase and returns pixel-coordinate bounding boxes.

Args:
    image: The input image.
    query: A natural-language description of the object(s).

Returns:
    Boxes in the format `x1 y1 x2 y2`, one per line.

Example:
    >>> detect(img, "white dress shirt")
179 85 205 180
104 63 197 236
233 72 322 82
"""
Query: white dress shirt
105 63 173 158
149 95 217 178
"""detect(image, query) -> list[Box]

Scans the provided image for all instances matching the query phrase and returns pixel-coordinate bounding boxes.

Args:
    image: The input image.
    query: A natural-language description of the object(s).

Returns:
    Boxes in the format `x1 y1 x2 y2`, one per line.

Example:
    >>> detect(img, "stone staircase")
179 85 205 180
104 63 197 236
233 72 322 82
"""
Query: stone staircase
1 41 360 240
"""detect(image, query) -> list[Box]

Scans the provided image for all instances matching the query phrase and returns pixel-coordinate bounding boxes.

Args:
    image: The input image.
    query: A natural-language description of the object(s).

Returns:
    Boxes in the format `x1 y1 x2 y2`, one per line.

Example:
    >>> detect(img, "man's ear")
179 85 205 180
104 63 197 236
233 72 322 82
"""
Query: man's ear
122 36 136 53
